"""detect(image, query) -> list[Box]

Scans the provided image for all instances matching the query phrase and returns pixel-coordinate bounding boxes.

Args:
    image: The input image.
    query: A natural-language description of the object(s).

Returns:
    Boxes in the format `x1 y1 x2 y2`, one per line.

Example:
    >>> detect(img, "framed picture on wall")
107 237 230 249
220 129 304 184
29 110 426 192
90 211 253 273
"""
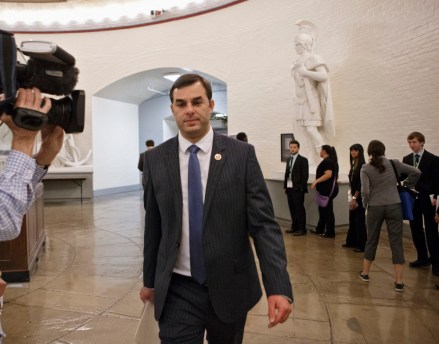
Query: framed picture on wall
281 133 295 162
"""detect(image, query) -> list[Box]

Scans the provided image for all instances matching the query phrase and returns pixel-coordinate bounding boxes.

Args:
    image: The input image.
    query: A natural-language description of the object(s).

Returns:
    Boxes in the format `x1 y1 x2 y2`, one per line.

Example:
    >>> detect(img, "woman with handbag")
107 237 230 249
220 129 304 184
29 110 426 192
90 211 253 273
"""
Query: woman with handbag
358 140 420 292
311 145 339 238
343 144 367 252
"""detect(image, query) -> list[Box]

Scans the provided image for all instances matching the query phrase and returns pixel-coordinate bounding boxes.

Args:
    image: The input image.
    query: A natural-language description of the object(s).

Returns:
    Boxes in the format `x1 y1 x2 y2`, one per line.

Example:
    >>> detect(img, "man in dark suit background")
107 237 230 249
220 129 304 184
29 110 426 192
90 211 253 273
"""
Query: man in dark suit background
137 139 154 188
402 132 439 276
139 74 293 343
284 140 309 236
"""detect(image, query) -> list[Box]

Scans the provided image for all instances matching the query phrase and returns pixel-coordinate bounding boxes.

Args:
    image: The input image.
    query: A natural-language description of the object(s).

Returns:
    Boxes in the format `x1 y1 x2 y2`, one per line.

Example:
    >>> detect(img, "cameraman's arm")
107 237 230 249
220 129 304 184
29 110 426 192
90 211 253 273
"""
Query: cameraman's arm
32 124 64 184
0 88 56 241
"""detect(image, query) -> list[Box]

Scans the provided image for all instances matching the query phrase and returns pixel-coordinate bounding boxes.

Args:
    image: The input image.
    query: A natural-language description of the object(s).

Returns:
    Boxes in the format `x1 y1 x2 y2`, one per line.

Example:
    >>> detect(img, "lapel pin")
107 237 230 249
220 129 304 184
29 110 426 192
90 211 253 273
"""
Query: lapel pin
214 154 222 161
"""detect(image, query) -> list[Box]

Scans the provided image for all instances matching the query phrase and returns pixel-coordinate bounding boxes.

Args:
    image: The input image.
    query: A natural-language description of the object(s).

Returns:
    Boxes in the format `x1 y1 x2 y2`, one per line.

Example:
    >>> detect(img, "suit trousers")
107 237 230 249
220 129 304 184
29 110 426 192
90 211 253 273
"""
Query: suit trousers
364 203 405 264
409 194 439 266
286 188 306 231
159 274 246 344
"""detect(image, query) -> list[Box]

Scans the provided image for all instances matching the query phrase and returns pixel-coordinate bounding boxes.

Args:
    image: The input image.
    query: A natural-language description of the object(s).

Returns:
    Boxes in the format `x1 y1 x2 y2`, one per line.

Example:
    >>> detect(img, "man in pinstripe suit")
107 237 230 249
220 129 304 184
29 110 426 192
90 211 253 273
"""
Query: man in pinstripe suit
140 74 293 343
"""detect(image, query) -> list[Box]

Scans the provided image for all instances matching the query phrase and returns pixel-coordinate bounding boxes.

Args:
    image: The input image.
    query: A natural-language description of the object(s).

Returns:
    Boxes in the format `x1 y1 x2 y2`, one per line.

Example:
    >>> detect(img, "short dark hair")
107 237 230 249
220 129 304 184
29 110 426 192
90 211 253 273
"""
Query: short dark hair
146 139 154 147
289 140 300 148
236 132 247 142
407 131 425 144
169 74 212 103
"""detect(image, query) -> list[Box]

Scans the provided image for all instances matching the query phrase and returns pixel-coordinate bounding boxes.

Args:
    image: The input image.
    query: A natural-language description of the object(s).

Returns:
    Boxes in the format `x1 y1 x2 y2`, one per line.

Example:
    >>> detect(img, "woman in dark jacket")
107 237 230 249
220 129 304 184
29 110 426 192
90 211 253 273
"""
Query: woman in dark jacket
343 144 367 252
311 145 339 237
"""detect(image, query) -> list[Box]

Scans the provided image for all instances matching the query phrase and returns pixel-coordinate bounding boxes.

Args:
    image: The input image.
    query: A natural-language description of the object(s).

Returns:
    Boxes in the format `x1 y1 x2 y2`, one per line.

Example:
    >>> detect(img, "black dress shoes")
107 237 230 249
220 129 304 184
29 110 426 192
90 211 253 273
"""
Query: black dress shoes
409 260 431 268
310 229 323 235
285 229 295 234
342 243 355 248
353 248 364 253
293 231 306 236
321 233 335 238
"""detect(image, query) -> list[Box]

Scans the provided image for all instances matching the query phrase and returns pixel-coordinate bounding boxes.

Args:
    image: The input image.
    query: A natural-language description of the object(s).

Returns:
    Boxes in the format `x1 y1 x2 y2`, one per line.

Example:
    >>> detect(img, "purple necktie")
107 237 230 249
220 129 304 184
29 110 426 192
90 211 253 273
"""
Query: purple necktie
188 145 206 284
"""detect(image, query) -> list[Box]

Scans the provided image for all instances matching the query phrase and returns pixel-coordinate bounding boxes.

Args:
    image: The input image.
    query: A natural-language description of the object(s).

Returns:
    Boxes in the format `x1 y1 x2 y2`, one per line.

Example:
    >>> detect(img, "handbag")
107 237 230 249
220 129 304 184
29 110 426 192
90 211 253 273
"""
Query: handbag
134 302 160 344
389 160 418 221
315 178 336 208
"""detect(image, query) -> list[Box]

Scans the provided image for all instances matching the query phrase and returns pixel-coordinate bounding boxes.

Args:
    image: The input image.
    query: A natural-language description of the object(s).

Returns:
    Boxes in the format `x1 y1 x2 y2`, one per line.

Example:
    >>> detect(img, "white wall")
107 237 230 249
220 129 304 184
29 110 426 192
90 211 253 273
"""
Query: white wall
139 95 170 152
14 0 439 191
92 97 139 191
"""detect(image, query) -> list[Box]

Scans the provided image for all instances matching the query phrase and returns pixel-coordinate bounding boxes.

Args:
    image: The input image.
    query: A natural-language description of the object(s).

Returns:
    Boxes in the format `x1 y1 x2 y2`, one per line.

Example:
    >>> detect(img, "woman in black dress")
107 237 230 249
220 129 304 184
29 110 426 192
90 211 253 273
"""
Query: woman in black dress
311 145 339 237
343 144 367 252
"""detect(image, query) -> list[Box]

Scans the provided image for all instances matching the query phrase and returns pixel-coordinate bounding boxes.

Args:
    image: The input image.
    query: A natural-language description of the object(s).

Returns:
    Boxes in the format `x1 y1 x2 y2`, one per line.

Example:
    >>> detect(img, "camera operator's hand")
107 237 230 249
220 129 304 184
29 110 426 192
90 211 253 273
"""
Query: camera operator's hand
0 88 51 157
35 124 64 167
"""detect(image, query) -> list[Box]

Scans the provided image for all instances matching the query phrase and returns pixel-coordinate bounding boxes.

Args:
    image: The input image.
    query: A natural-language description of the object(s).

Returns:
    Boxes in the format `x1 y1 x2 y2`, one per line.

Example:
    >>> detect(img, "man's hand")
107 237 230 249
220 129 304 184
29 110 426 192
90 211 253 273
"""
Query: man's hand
35 124 64 166
0 88 51 157
0 277 6 297
140 286 155 304
267 295 292 328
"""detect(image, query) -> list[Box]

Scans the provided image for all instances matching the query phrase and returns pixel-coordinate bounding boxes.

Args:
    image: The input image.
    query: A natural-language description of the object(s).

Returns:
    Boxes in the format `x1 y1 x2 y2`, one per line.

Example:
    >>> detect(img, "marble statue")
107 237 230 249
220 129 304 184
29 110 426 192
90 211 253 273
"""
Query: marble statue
291 20 335 161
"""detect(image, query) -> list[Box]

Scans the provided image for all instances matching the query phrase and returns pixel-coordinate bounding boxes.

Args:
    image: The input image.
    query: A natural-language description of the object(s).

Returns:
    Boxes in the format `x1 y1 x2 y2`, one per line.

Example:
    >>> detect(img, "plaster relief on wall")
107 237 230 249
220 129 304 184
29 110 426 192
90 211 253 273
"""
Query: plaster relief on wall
48 134 92 168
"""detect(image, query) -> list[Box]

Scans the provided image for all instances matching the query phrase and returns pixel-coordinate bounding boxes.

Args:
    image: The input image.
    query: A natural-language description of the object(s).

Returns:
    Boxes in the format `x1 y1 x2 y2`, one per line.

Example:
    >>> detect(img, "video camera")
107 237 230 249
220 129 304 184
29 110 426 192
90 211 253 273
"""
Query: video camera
0 29 85 134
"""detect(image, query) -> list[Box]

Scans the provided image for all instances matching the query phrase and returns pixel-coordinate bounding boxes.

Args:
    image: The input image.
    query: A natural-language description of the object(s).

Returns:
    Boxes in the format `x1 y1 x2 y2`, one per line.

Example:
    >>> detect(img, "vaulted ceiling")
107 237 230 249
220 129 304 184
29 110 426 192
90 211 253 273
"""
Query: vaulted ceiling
1 0 235 104
0 0 245 33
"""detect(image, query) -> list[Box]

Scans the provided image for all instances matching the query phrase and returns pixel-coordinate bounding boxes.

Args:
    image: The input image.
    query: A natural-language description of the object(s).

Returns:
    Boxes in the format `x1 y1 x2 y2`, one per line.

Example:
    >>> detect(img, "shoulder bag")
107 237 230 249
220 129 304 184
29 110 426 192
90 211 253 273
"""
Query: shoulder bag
315 177 336 208
389 160 418 221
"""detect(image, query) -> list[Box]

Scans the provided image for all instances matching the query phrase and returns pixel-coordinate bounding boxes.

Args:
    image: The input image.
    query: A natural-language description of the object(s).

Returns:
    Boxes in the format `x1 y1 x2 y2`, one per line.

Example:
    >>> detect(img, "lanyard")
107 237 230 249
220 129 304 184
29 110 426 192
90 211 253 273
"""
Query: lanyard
414 154 420 168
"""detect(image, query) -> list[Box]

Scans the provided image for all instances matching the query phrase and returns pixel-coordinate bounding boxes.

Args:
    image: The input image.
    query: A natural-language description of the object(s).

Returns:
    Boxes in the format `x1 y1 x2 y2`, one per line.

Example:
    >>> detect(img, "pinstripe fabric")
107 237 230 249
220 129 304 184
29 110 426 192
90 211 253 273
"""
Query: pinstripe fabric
143 133 293 323
159 273 246 343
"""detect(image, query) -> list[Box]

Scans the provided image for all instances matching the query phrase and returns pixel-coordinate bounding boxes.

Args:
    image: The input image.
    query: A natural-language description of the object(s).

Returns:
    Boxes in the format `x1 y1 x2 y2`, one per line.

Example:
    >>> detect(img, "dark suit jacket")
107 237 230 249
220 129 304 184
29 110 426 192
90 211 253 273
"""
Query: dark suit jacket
137 152 145 172
143 133 293 323
402 150 439 196
283 154 309 192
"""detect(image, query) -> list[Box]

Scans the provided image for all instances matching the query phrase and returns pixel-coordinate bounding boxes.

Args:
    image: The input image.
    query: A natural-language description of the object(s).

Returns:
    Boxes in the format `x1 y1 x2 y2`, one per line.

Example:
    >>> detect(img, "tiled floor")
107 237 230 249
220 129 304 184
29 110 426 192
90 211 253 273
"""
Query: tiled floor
2 190 439 343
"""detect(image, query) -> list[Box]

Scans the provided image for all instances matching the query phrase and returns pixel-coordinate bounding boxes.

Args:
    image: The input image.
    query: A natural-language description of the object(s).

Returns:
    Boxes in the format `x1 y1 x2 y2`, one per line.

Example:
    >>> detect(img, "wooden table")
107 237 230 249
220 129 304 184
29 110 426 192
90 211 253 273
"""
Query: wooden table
0 183 45 283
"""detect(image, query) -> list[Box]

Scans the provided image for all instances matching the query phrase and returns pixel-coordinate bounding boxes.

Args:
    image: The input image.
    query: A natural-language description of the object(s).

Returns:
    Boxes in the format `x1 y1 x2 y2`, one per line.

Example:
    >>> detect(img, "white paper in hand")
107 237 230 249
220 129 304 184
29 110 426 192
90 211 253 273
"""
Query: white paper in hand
135 302 160 344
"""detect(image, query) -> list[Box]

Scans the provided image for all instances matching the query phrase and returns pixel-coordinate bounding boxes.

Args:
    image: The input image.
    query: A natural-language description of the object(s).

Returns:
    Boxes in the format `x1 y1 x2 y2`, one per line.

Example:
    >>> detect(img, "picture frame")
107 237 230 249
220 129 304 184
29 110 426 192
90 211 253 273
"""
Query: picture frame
281 133 295 162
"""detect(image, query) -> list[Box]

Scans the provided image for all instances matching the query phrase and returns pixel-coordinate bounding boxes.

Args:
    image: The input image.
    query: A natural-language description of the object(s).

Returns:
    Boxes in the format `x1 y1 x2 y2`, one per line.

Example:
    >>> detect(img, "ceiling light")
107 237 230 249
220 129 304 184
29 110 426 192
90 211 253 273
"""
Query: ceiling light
163 73 182 82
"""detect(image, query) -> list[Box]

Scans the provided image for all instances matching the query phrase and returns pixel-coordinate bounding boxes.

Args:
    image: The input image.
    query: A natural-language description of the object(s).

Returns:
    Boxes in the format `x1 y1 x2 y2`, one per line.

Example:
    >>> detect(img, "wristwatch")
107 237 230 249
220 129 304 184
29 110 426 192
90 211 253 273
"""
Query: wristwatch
36 162 50 170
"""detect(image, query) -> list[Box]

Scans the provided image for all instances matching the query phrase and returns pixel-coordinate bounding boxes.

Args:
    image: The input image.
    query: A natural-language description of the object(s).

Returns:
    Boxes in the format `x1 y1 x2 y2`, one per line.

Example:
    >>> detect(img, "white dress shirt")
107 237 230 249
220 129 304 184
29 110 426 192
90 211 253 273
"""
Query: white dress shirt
173 127 213 276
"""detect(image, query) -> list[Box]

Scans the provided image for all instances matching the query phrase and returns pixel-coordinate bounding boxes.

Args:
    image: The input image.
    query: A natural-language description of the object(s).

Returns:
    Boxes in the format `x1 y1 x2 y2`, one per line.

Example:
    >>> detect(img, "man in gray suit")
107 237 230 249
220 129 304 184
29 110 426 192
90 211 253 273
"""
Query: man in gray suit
140 74 293 343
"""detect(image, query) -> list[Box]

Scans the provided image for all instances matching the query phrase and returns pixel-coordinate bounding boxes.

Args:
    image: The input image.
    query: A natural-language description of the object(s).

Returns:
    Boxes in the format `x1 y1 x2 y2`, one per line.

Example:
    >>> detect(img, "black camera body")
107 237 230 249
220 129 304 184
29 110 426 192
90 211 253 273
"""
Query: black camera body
0 29 85 134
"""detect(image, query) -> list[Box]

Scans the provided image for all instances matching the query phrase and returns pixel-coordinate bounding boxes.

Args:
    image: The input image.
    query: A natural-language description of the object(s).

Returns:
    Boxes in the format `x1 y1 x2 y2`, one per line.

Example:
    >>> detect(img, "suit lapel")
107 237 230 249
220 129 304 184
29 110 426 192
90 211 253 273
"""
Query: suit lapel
291 155 300 173
203 133 226 224
165 137 183 220
417 150 429 170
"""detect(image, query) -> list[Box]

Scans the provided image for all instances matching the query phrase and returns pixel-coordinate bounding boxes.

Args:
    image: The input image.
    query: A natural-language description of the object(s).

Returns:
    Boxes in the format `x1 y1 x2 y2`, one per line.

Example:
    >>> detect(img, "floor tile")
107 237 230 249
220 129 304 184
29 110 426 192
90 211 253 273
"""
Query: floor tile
2 190 439 343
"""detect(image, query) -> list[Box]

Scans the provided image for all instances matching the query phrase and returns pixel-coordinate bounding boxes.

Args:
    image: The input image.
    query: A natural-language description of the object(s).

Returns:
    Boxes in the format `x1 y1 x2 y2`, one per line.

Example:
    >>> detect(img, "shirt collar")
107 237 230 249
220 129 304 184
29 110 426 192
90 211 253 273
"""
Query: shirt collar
178 127 214 154
414 149 424 157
